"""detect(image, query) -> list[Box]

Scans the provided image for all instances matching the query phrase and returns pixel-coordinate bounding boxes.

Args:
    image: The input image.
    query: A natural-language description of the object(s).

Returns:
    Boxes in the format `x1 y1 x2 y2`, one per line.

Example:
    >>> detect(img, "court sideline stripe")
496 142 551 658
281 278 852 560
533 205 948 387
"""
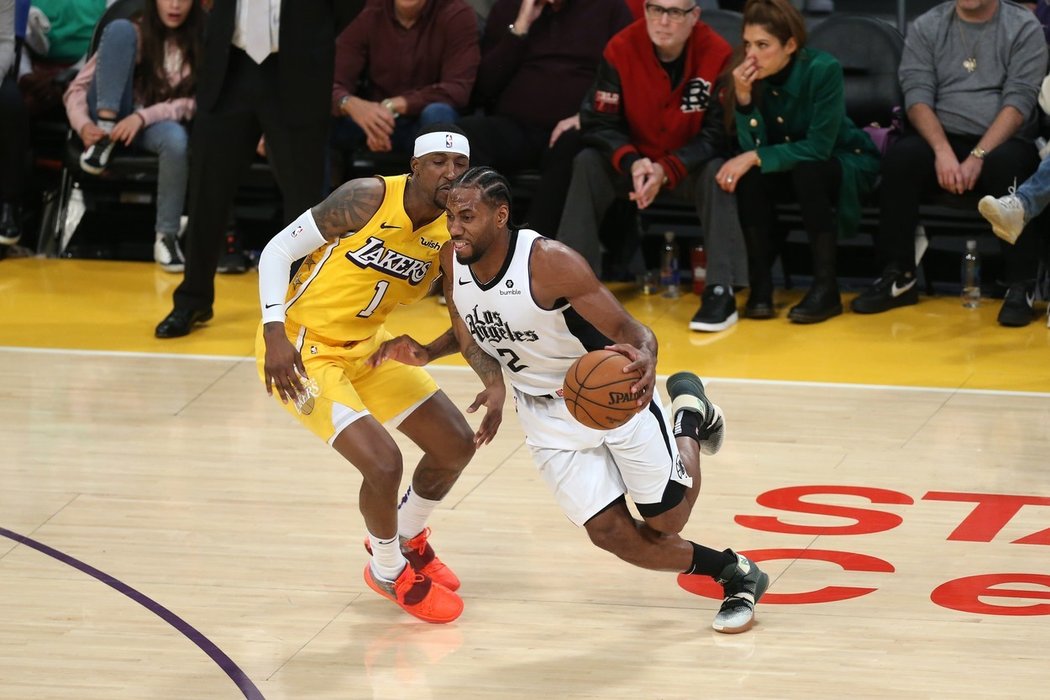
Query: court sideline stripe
2 345 1048 399
0 526 266 700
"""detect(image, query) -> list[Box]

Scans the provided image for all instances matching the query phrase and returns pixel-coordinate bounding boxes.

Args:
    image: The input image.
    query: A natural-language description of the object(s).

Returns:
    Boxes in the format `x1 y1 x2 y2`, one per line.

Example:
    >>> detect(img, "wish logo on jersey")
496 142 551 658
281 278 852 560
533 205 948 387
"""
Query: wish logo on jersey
345 236 433 284
465 305 539 344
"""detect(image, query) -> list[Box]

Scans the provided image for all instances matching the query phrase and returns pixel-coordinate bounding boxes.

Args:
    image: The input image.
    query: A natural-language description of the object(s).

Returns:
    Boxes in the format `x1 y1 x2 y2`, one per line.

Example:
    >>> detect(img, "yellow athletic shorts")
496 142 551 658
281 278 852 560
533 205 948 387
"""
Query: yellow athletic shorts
254 322 439 443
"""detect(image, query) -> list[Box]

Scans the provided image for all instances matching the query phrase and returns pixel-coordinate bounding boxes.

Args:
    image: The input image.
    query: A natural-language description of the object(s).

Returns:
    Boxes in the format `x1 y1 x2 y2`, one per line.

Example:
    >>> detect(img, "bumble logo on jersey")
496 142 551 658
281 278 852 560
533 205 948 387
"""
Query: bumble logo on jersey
345 236 433 285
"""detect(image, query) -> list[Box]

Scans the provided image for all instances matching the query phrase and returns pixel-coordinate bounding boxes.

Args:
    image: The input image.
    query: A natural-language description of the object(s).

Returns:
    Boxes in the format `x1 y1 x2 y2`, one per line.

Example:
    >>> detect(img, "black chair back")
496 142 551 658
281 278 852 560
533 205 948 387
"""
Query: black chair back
701 9 743 48
808 14 904 129
87 0 146 57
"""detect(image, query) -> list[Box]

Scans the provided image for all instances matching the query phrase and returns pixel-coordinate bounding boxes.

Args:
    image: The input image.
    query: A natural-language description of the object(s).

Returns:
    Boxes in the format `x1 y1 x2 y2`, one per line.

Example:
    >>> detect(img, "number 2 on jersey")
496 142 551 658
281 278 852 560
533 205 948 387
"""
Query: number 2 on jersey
497 347 528 372
357 280 389 318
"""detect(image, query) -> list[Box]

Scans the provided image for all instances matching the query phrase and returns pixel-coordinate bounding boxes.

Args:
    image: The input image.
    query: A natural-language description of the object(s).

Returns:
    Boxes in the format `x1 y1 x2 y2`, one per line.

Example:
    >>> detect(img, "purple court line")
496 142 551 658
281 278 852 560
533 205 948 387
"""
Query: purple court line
0 526 265 700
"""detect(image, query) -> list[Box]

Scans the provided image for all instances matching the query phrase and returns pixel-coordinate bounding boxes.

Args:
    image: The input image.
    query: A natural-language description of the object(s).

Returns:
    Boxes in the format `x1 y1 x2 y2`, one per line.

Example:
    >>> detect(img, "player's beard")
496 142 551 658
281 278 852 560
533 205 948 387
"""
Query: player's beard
454 238 485 266
455 247 483 266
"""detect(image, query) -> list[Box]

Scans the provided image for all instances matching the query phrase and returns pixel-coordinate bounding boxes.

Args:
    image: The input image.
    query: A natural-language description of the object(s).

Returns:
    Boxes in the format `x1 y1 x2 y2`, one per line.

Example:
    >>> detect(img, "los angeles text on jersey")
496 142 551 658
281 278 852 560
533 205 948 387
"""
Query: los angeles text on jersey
345 236 433 284
465 305 539 344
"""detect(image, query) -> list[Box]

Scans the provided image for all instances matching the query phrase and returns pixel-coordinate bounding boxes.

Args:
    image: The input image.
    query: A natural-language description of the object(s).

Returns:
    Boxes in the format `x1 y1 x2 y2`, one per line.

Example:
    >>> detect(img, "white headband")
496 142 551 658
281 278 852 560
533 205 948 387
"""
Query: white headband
413 131 470 158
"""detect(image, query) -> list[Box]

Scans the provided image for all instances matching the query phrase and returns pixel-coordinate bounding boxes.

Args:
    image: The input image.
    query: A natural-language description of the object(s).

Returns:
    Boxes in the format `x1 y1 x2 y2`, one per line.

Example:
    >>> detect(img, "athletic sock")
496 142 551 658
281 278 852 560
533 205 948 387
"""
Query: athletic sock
673 409 702 444
397 485 440 540
368 533 407 581
682 543 737 578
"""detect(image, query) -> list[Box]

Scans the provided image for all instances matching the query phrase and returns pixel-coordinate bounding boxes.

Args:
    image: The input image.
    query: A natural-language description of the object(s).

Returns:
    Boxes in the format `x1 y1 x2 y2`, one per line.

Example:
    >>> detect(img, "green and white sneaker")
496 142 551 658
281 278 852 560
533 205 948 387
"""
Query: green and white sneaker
667 371 725 455
712 551 769 634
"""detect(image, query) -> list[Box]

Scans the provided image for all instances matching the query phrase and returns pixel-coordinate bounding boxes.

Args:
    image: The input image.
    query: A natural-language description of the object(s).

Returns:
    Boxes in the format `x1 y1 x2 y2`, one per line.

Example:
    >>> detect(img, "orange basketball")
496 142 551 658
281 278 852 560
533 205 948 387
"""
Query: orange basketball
562 349 644 430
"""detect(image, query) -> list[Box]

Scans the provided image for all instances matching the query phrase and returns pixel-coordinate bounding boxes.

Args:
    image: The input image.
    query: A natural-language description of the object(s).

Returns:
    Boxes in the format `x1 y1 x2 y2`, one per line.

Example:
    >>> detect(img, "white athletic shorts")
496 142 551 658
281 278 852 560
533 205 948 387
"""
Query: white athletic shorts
515 386 690 526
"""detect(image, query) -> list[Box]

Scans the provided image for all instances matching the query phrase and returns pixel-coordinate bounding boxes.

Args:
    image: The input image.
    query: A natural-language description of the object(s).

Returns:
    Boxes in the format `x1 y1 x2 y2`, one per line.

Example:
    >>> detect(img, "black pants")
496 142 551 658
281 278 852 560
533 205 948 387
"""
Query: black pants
736 158 842 238
877 132 1042 283
173 49 328 312
0 73 28 203
736 158 842 286
458 113 582 239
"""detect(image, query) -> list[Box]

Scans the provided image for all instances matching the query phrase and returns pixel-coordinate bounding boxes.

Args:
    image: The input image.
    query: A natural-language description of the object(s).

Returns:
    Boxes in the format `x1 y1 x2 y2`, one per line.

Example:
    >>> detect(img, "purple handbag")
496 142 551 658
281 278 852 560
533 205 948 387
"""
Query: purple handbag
863 106 904 156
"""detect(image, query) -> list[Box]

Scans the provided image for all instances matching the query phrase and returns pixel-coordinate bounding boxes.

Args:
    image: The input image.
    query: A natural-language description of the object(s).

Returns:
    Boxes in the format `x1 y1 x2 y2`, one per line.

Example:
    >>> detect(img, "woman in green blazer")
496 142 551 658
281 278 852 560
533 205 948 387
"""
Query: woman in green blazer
715 0 880 324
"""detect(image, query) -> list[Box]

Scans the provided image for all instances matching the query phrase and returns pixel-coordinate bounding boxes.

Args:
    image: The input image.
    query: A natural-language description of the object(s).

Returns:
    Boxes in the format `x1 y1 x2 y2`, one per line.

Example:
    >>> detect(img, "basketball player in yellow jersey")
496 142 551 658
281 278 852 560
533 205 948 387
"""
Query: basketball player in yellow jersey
254 125 506 624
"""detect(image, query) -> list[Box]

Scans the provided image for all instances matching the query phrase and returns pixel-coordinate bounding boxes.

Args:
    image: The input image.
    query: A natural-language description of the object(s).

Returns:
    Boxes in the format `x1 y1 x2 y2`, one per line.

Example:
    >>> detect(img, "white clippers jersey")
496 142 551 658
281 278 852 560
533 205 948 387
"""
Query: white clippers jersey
451 228 612 396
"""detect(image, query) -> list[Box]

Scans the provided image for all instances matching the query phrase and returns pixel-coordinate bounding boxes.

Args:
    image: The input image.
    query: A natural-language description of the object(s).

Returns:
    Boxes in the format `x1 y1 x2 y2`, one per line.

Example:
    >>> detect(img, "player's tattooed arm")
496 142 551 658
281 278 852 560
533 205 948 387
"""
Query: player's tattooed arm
310 177 385 240
462 341 503 387
456 316 505 445
420 328 460 361
435 247 504 444
448 296 503 388
446 288 506 445
416 250 468 361
409 323 502 385
439 249 503 388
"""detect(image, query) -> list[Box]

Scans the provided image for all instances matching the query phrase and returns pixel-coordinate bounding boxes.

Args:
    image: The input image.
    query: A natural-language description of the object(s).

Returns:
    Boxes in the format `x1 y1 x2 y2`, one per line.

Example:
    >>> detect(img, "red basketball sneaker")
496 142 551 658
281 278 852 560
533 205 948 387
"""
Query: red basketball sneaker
364 527 461 591
401 528 461 591
363 563 463 624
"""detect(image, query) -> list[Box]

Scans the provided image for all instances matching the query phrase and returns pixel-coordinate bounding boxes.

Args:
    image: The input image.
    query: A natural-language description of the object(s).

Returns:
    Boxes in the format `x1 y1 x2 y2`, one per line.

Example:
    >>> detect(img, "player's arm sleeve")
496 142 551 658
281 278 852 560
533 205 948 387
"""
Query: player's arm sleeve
258 210 327 324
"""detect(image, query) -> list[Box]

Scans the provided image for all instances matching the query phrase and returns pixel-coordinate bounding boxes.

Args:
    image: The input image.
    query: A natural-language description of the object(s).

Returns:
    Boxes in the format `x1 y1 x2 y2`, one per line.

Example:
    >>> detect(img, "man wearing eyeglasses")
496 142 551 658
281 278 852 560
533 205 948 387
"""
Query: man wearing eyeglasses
557 1 747 333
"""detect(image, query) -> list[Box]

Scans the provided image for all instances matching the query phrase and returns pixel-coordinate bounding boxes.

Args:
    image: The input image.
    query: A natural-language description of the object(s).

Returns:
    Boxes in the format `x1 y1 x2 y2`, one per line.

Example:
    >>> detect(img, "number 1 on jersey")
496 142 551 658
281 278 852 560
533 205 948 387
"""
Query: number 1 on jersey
357 280 390 318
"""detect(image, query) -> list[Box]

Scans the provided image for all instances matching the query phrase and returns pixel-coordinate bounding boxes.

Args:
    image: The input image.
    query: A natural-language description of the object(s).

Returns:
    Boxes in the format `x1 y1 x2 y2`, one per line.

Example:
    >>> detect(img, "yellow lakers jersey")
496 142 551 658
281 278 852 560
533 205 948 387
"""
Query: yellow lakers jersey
284 175 448 341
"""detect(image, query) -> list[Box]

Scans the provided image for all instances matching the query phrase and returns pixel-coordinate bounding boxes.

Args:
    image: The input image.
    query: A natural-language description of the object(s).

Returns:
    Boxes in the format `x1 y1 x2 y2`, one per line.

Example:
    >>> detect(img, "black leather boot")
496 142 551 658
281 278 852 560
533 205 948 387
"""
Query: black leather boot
742 227 775 319
788 281 843 323
788 230 842 323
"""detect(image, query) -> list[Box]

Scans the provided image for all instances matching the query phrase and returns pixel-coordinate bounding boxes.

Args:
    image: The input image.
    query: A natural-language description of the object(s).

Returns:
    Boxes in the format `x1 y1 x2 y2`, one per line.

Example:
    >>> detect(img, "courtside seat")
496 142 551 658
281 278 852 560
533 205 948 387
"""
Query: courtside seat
37 0 281 259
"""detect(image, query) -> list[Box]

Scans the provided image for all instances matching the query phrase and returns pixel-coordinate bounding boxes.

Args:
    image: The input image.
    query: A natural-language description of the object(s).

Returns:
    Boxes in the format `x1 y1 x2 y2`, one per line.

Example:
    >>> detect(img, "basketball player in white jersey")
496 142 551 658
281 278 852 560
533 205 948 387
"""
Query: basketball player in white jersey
255 127 505 624
370 167 770 633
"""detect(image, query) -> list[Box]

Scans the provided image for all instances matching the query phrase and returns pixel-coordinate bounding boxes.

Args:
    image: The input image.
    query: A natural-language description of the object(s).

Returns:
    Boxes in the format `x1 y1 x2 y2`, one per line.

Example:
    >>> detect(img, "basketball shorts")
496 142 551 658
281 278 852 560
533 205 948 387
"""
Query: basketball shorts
515 386 690 526
254 322 439 444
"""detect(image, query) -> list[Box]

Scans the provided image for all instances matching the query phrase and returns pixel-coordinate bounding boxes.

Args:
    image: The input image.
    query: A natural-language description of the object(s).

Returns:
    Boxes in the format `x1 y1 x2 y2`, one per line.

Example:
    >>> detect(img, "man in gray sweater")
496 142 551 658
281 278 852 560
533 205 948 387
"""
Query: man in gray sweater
851 0 1048 327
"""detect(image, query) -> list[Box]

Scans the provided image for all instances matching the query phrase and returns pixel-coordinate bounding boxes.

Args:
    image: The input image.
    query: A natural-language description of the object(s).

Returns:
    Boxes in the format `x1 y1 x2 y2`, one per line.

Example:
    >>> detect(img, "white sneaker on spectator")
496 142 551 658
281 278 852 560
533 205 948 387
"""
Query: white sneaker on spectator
80 136 116 175
689 285 738 332
978 193 1026 245
154 232 185 273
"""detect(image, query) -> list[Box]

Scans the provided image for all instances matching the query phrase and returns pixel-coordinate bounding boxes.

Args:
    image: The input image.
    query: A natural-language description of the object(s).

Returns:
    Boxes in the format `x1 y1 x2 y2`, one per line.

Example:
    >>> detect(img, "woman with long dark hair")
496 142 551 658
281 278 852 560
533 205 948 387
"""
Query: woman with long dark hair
64 0 203 271
715 0 879 323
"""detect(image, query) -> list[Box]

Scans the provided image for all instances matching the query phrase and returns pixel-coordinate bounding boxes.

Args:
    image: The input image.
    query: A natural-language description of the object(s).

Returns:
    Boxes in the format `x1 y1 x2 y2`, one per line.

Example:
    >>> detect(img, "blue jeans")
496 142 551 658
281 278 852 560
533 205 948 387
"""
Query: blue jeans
329 102 459 188
1016 154 1050 222
86 19 190 236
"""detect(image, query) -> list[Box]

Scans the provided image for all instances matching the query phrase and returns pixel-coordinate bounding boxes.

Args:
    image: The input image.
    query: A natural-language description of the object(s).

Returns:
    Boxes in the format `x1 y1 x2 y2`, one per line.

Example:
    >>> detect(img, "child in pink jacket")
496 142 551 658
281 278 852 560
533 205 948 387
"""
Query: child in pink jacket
64 0 202 271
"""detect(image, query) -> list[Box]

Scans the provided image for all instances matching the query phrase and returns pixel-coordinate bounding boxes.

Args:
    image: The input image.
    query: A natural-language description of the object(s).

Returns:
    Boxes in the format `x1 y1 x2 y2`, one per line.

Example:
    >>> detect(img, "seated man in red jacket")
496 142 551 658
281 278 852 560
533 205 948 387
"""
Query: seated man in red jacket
558 1 747 333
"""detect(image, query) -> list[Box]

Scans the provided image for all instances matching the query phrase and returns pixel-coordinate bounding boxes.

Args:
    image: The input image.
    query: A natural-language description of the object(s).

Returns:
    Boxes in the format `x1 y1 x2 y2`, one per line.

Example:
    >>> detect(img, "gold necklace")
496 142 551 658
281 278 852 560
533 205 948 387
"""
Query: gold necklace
957 16 983 73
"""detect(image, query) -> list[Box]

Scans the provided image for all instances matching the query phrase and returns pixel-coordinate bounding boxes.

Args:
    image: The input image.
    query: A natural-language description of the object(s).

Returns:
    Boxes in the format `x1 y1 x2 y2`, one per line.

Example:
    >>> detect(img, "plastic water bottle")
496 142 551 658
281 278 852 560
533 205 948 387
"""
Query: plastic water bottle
961 239 980 309
660 231 680 298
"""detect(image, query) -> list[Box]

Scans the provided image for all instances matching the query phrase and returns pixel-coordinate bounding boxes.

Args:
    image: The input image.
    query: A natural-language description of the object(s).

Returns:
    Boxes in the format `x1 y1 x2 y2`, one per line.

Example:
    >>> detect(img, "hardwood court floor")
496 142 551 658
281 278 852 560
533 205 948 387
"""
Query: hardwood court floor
1 258 1049 699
